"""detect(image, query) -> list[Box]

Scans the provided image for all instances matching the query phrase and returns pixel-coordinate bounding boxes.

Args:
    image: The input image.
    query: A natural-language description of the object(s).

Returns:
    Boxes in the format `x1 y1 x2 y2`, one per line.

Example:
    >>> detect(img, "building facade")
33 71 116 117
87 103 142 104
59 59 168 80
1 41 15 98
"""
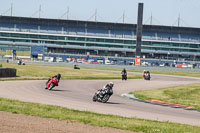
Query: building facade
0 16 200 62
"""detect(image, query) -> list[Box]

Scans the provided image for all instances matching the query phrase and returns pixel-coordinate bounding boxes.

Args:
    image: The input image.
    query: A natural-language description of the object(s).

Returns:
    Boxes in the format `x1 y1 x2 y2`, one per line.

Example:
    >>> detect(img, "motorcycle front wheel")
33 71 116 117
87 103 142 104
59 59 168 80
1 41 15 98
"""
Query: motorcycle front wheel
49 83 54 90
93 93 98 102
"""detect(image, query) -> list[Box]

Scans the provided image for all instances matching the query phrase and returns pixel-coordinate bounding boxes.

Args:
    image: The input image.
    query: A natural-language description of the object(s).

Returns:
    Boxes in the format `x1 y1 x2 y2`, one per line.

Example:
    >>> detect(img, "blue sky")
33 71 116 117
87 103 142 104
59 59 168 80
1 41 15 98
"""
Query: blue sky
1 0 200 28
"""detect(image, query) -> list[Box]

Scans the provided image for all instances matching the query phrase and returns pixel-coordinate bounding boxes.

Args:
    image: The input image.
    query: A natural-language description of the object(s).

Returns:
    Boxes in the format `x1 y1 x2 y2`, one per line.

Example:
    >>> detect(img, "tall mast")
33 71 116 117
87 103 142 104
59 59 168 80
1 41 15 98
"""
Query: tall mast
11 3 13 16
39 5 41 18
178 14 180 27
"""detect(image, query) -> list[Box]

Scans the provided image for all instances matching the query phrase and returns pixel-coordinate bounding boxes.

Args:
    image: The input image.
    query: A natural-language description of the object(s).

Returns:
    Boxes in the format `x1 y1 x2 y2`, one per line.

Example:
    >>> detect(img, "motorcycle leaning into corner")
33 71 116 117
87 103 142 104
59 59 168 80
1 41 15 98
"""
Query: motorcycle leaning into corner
93 82 114 103
45 74 61 90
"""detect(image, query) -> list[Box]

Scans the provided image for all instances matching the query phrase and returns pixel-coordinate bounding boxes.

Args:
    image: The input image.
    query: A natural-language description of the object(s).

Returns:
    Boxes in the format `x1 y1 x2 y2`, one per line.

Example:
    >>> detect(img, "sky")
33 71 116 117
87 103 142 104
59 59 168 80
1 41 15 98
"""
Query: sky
0 0 200 28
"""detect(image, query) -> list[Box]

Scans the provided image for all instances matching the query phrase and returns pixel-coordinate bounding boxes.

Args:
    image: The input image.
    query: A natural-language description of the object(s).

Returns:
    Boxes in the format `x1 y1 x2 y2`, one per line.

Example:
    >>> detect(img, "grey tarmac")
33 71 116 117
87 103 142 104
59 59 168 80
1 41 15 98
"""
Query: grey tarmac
0 73 200 127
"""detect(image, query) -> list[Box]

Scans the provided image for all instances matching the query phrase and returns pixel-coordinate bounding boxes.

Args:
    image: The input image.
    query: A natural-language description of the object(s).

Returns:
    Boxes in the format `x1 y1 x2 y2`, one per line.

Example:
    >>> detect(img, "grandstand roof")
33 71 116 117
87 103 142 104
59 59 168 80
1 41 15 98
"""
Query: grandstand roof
0 15 200 34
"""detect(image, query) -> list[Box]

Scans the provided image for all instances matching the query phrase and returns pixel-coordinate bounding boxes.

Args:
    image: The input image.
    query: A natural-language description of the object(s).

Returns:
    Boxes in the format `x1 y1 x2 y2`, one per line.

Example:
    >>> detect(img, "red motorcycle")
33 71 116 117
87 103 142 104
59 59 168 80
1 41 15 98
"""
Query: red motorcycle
45 77 59 90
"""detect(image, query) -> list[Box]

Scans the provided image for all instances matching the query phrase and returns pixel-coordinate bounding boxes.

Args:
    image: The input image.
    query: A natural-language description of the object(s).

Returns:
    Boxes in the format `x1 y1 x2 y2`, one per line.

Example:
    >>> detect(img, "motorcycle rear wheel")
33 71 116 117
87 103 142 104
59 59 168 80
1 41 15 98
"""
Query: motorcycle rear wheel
102 94 110 103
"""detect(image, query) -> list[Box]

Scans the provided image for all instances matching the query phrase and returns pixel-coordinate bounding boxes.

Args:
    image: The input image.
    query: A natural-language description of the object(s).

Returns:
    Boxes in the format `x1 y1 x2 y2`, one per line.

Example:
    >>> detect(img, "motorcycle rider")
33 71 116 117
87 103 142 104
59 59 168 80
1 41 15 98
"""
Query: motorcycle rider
143 70 147 77
46 73 61 88
98 82 114 99
121 68 127 80
143 70 150 79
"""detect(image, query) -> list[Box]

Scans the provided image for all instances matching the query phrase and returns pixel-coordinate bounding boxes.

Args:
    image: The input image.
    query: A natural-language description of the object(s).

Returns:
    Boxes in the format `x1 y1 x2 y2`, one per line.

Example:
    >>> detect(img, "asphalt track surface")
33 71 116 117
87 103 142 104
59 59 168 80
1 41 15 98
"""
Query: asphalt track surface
0 73 200 126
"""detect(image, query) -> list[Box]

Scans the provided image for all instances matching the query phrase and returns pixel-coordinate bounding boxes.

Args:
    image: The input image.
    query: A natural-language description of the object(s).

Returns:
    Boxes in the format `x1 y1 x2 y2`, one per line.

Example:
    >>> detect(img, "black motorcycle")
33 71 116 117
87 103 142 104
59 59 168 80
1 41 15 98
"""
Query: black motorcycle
122 74 127 80
93 89 113 103
144 73 151 80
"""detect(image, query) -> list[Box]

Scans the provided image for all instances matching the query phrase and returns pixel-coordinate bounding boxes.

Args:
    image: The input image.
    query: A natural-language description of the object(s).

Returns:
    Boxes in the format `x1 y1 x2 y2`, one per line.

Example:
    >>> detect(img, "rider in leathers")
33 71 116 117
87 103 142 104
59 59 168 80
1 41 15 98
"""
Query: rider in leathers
98 82 114 99
46 73 61 86
121 68 127 80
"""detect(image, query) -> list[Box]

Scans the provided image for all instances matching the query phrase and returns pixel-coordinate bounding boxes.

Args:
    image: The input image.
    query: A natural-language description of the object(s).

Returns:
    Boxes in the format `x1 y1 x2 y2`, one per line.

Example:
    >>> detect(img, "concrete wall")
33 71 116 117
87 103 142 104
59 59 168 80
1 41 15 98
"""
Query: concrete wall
0 68 16 77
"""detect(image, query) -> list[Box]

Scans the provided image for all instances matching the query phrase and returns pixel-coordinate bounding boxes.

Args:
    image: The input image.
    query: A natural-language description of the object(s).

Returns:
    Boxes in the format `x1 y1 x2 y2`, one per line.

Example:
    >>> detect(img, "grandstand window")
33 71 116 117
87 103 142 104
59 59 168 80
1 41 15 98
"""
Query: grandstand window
105 39 114 43
190 44 198 48
68 42 84 46
180 44 190 48
32 40 38 43
128 46 135 49
40 35 49 39
30 35 38 38
86 38 96 42
20 34 29 38
10 33 20 37
57 36 65 40
96 38 104 42
76 37 85 41
115 40 123 44
124 40 133 44
172 43 179 47
0 33 9 37
142 41 152 45
67 37 76 40
57 42 65 45
1 38 15 42
48 36 57 40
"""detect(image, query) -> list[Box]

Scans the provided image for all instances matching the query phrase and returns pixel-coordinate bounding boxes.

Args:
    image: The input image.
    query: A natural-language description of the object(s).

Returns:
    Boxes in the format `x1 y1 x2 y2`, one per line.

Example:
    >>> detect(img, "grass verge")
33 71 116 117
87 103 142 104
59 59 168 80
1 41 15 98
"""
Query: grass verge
0 97 199 133
2 62 200 78
1 63 141 80
85 66 200 78
132 83 200 110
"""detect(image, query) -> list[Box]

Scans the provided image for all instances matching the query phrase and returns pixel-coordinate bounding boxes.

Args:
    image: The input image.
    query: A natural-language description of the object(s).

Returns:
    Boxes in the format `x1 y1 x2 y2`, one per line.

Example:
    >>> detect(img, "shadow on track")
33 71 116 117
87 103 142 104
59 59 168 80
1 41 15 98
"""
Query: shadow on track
105 102 122 105
50 89 70 92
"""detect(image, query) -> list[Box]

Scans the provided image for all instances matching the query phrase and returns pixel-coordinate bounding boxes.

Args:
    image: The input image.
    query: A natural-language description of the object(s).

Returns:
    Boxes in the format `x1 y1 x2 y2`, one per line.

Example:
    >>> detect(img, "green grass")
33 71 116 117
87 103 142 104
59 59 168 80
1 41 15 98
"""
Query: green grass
128 69 200 78
132 83 200 110
1 63 141 80
2 62 200 78
84 66 200 78
147 70 200 78
80 66 200 78
0 97 199 133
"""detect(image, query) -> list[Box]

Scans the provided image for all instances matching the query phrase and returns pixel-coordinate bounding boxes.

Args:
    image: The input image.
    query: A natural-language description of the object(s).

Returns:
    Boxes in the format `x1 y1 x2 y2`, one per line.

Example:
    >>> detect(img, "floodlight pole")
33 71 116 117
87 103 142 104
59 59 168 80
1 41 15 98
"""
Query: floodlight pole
67 7 69 19
150 12 152 25
95 9 97 22
123 11 125 23
11 3 13 16
178 14 180 27
39 5 41 18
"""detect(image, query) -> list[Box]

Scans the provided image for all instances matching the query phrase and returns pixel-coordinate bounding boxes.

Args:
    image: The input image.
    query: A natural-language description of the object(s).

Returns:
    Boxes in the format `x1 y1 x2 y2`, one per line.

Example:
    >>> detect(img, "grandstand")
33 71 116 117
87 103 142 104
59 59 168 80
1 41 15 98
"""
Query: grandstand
0 15 200 63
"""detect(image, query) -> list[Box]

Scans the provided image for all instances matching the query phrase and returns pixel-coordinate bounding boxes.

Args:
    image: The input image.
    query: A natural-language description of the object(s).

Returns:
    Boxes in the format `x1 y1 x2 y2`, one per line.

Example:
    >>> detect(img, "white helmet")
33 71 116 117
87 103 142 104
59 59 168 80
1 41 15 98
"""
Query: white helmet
109 82 114 87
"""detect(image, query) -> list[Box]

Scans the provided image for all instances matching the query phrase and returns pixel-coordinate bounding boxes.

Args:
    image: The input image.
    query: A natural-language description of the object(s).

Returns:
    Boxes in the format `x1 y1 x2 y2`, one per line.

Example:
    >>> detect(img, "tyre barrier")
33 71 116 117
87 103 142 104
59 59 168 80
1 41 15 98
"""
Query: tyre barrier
0 68 17 77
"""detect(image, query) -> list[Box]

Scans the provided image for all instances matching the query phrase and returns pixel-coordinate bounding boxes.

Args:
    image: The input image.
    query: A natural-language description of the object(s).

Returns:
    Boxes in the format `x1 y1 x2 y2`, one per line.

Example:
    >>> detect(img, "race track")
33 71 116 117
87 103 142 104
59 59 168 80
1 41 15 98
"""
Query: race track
0 74 200 126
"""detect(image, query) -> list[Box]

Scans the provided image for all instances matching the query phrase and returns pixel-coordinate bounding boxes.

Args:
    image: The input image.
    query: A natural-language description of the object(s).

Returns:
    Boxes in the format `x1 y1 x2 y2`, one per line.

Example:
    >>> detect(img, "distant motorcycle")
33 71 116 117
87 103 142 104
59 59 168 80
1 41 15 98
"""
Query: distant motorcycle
45 77 59 90
93 88 113 103
74 65 80 69
143 73 151 80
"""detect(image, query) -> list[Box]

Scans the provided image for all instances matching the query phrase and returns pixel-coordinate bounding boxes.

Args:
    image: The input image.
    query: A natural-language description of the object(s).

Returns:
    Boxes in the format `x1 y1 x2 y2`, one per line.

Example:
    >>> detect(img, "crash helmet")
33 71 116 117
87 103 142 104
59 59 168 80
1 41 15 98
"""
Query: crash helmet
57 73 61 79
109 82 114 87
